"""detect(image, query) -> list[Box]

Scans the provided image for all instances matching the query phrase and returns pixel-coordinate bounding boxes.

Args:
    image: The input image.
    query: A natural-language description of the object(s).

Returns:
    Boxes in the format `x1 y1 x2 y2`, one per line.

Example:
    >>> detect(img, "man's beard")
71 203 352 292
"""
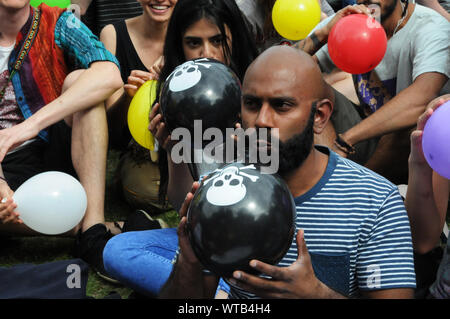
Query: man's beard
380 0 398 21
277 105 316 177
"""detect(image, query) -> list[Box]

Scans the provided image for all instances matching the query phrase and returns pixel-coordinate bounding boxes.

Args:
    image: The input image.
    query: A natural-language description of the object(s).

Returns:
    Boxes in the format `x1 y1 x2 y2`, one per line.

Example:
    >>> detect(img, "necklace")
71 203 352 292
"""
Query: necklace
392 1 409 36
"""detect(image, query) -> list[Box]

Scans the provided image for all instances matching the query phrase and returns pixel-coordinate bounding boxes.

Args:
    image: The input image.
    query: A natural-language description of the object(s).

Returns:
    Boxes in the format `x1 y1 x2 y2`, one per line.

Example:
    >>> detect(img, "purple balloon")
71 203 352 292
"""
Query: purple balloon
422 101 450 179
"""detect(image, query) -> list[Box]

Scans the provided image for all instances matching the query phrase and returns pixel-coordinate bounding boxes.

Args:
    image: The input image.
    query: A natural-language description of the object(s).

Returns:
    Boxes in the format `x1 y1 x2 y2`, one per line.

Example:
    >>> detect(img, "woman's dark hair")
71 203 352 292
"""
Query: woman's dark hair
156 0 258 203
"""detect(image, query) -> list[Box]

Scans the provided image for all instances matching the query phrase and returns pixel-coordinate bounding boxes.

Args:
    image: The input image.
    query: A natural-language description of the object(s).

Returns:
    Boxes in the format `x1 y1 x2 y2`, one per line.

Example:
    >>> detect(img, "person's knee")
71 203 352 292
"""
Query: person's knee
62 69 86 93
103 234 126 273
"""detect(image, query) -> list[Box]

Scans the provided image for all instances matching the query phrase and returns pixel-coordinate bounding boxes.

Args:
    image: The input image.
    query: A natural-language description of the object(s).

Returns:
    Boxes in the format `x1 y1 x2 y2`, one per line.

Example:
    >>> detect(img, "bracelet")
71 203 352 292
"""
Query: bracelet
309 32 322 49
334 134 356 155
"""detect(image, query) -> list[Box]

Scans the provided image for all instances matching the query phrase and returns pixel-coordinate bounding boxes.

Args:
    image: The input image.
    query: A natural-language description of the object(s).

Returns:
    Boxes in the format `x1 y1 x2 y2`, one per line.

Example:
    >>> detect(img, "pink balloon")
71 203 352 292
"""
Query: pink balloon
422 101 450 179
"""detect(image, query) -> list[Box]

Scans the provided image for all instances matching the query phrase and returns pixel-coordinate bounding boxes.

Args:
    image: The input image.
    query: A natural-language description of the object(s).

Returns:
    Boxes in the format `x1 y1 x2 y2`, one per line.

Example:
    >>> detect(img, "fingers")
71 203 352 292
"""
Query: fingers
416 108 433 131
229 270 285 299
129 70 153 82
178 182 200 219
296 229 311 264
127 75 146 87
149 107 174 151
341 4 372 16
149 112 163 135
0 198 21 224
149 102 160 122
124 84 138 98
247 260 288 281
427 94 450 112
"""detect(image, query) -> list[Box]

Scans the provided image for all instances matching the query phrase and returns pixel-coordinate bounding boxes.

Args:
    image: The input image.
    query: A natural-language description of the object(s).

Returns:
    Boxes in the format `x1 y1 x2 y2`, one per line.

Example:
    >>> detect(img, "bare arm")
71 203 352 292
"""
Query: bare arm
416 0 450 21
158 183 219 298
405 95 450 254
340 72 448 146
362 288 414 299
0 61 122 161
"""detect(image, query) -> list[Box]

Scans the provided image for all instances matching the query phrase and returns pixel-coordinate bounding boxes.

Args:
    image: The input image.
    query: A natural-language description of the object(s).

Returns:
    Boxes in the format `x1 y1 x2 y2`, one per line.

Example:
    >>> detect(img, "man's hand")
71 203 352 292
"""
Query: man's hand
0 120 40 162
409 94 450 166
0 180 21 225
322 4 374 38
159 181 216 298
148 102 175 152
331 144 348 158
177 182 202 266
228 229 345 299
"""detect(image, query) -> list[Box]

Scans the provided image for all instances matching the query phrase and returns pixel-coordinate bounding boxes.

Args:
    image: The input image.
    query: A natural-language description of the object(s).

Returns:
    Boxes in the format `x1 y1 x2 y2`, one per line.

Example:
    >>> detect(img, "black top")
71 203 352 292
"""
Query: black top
81 0 143 36
112 20 148 83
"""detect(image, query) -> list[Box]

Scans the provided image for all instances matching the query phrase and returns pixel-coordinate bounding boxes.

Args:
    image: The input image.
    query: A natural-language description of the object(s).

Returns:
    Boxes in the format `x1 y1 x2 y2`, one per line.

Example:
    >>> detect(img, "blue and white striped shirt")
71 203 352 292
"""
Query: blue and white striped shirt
228 146 416 298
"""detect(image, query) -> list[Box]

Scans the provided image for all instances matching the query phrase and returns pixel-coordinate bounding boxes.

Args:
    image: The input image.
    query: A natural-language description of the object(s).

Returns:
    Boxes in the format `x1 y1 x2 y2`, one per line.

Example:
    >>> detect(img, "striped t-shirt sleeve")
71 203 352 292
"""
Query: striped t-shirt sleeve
54 11 120 70
357 188 416 291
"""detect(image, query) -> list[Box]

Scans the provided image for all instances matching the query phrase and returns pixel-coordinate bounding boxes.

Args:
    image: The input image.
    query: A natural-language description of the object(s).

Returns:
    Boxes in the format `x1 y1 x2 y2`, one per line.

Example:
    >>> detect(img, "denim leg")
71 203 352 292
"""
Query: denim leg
103 228 178 296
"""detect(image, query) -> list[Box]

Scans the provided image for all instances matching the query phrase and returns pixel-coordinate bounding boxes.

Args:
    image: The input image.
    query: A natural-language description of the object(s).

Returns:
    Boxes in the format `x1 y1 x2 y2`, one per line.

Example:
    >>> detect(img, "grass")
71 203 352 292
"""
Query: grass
0 149 179 299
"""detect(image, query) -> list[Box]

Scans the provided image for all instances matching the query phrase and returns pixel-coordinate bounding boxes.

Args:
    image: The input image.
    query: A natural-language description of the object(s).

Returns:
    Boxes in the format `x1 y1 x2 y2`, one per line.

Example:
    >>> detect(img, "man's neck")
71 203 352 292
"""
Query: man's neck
0 5 30 46
283 147 329 199
382 1 413 38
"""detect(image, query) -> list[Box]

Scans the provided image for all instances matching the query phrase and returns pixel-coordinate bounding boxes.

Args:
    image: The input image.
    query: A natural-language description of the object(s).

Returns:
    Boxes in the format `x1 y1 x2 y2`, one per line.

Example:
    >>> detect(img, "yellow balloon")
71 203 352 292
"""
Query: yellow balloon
272 0 321 40
127 80 158 150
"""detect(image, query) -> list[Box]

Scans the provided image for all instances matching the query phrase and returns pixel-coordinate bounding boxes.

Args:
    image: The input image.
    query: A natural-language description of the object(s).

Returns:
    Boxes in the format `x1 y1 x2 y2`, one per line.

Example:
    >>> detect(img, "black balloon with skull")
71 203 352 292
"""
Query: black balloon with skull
159 58 242 180
186 162 296 277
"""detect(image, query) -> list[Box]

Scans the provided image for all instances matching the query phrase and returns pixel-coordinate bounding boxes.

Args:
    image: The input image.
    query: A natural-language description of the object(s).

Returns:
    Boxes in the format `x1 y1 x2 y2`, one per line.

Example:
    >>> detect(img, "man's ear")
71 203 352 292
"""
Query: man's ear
313 99 333 134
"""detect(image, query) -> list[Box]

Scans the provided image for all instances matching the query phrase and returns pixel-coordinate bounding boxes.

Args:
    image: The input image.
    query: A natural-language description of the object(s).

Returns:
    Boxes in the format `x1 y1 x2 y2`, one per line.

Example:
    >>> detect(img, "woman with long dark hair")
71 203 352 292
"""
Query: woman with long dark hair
153 0 258 215
103 0 258 297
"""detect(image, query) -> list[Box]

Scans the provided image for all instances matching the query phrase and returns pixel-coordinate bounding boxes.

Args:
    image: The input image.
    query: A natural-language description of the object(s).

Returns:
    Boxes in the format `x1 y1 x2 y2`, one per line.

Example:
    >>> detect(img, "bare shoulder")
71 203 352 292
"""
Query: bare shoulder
99 24 117 55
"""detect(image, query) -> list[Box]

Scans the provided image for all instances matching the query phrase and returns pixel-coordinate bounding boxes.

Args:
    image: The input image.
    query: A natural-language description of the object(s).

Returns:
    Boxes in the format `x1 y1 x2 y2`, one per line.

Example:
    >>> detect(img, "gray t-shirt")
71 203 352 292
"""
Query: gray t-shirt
314 5 449 112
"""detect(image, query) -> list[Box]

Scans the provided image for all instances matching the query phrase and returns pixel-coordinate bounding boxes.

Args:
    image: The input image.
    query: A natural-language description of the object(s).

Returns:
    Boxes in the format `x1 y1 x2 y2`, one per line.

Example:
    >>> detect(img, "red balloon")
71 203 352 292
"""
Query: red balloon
328 14 387 74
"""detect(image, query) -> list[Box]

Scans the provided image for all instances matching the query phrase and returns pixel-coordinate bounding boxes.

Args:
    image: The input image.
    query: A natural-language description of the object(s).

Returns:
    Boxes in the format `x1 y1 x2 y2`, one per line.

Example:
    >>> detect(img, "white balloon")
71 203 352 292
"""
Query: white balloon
12 171 87 235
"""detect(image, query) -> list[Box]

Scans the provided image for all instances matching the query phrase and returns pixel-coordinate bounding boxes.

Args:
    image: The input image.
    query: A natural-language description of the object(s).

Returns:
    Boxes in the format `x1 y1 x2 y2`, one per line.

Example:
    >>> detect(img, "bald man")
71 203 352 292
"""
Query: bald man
159 46 416 299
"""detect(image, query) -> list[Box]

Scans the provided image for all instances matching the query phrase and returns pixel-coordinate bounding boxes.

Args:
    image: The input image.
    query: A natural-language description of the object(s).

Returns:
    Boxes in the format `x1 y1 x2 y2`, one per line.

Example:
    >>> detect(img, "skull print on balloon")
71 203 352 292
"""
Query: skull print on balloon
205 164 259 206
168 59 212 92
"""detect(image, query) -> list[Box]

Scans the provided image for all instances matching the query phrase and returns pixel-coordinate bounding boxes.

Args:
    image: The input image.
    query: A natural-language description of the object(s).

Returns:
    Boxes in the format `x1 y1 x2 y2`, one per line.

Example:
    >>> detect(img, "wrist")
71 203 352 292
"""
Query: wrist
314 279 347 299
316 26 329 44
334 133 356 156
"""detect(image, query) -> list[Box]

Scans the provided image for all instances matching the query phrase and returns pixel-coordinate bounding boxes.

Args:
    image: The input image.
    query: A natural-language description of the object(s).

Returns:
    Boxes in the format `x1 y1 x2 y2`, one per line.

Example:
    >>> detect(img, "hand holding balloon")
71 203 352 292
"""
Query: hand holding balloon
177 182 203 267
229 230 328 298
148 102 175 153
124 70 155 98
417 95 450 179
0 179 21 225
12 172 87 235
0 196 21 225
187 163 296 278
322 4 374 36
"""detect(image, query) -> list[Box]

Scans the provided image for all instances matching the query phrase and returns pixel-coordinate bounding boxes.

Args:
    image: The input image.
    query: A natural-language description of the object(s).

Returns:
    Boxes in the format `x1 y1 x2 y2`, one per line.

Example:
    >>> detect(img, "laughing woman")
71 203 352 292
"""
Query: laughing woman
99 1 178 225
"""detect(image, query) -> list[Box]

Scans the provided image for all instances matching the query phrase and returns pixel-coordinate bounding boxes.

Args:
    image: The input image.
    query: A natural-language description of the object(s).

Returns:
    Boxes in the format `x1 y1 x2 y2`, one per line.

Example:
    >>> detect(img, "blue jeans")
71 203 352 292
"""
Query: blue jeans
103 228 229 297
